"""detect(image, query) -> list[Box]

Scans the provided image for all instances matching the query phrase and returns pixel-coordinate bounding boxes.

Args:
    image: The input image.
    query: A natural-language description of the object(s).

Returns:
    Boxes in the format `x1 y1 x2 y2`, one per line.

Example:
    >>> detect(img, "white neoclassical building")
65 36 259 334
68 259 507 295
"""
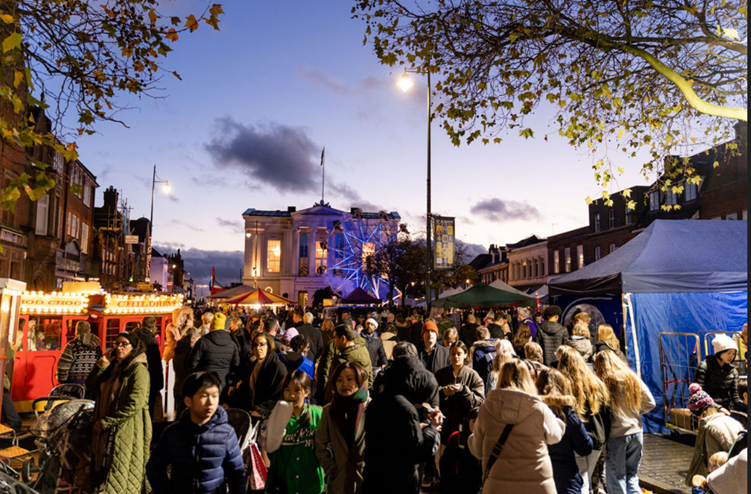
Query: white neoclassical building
243 202 401 307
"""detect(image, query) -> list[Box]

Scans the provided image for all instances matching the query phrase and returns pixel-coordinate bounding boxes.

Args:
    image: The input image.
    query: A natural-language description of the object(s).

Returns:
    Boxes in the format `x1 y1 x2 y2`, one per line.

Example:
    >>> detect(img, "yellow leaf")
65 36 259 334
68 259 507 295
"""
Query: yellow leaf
185 14 199 32
148 8 158 25
617 129 625 140
166 28 179 42
13 71 23 88
622 188 632 198
0 14 14 24
713 161 719 168
585 196 593 205
723 28 740 40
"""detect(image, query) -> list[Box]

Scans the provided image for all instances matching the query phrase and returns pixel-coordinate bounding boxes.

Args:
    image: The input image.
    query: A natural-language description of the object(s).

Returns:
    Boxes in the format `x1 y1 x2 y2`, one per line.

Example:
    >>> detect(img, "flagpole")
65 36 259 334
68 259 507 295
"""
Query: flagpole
321 146 325 204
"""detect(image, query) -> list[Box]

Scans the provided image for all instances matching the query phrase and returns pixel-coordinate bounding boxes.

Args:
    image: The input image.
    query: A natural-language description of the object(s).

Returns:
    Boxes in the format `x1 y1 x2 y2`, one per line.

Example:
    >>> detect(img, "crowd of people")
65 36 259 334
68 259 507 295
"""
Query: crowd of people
16 304 745 494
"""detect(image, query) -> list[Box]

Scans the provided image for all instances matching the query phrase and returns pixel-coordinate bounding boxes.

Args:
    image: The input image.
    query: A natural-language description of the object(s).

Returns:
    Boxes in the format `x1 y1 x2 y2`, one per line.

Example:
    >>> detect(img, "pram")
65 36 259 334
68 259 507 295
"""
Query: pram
22 399 95 494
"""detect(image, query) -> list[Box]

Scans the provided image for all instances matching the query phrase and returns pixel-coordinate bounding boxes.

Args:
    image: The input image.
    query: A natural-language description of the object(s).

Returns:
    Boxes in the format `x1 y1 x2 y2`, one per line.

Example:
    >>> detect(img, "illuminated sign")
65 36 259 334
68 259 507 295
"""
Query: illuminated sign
20 291 88 314
103 293 184 315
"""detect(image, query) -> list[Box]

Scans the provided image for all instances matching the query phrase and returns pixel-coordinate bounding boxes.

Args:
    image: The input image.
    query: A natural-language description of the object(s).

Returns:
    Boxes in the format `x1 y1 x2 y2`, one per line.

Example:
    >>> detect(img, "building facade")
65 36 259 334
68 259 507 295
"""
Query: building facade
243 202 400 306
507 236 549 292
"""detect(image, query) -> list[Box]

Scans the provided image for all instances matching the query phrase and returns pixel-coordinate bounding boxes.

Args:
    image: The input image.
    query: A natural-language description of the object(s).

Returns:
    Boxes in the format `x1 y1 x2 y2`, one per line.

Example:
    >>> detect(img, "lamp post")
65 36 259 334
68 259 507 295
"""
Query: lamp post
398 66 433 310
149 164 171 241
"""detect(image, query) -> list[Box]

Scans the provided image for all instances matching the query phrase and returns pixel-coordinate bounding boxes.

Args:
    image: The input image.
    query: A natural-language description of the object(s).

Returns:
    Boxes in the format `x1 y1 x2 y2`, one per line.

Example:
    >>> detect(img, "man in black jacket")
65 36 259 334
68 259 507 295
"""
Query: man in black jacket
294 310 323 363
188 312 241 393
364 342 444 494
134 316 165 419
536 305 568 366
459 314 479 347
417 322 450 375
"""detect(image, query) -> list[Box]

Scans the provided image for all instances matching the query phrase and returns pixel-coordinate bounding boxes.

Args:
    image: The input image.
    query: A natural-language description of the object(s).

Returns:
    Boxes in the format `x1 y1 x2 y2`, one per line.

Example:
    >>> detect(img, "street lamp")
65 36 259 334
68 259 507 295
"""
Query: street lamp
149 164 170 241
397 66 433 310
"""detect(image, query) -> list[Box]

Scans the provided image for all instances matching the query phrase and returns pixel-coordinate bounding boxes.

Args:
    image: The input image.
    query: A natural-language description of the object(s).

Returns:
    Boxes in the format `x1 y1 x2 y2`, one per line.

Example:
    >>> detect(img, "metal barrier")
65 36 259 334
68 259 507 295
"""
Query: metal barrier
659 332 701 434
700 330 747 376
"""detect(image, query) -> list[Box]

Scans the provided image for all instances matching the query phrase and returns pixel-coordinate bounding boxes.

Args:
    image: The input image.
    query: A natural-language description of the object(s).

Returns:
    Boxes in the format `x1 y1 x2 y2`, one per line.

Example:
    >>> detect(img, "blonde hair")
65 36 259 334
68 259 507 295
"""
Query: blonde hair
709 451 729 471
524 341 543 363
574 312 591 324
595 350 642 415
476 326 490 340
498 360 537 395
321 318 335 332
443 328 459 347
597 324 620 352
572 322 591 339
536 368 576 419
557 346 609 418
512 324 532 355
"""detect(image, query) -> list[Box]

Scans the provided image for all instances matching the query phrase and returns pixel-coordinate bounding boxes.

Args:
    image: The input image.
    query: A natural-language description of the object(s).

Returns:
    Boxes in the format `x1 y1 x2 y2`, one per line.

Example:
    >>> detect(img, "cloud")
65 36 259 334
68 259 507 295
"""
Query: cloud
205 118 321 192
216 217 241 231
456 240 487 263
470 198 542 222
166 219 203 231
154 246 244 285
299 67 351 95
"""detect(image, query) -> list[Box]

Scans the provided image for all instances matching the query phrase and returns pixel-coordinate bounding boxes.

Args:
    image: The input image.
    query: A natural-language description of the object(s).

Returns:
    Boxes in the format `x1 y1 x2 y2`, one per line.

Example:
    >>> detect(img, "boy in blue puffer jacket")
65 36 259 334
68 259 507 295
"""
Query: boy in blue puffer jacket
147 372 246 494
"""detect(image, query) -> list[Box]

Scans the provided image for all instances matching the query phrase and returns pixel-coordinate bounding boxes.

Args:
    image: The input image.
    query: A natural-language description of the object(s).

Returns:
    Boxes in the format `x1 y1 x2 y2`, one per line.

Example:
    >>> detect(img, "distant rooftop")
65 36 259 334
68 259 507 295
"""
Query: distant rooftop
242 208 292 217
243 205 400 220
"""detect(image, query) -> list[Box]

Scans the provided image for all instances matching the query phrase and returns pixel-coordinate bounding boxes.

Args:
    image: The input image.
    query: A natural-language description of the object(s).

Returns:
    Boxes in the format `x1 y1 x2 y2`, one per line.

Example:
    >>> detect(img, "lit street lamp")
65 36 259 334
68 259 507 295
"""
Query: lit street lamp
398 66 433 310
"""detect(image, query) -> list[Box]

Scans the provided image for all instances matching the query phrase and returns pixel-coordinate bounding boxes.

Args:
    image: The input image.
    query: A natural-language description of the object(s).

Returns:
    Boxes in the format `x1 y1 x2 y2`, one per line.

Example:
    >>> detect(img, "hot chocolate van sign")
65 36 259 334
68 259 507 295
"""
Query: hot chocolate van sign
19 291 88 314
103 293 184 314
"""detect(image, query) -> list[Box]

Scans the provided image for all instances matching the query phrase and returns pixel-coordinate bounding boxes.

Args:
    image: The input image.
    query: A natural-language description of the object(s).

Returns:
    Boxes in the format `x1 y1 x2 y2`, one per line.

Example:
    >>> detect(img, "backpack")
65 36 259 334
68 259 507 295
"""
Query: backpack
586 403 612 450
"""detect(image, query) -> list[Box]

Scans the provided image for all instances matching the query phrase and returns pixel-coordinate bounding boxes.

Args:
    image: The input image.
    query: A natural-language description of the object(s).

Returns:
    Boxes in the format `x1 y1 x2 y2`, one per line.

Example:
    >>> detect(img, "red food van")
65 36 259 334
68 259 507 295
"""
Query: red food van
12 289 183 412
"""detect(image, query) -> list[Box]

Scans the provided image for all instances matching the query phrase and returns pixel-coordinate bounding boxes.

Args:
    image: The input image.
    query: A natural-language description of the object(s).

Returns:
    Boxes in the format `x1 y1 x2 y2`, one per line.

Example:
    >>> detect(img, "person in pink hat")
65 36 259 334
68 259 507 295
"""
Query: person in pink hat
694 334 743 411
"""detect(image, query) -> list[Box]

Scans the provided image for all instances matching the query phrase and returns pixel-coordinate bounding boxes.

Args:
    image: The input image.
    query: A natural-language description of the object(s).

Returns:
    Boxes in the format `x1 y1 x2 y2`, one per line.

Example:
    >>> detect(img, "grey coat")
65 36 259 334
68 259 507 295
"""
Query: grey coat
315 399 371 494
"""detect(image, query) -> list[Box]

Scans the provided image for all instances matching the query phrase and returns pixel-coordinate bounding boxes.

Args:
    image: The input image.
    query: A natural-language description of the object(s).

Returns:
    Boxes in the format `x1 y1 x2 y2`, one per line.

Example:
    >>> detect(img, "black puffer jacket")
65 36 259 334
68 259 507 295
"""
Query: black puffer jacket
694 356 741 410
362 333 388 369
234 352 287 416
172 338 194 397
133 327 164 405
371 355 439 419
363 393 439 494
536 320 568 366
188 330 240 389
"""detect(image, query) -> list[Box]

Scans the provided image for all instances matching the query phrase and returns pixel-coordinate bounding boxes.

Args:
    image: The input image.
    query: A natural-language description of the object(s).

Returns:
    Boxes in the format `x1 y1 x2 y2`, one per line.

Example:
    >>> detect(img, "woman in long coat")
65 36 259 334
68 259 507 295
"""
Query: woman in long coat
86 331 151 494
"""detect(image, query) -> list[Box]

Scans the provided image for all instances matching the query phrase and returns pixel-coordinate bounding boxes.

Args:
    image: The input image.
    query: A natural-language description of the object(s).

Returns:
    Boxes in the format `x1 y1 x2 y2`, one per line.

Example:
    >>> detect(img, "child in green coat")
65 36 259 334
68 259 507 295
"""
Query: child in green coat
261 370 325 494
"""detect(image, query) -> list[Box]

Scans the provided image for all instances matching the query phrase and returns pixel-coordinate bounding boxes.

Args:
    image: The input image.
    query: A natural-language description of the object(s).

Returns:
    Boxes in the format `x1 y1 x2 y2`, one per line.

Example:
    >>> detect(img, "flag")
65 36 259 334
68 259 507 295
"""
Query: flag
210 266 215 290
320 147 325 166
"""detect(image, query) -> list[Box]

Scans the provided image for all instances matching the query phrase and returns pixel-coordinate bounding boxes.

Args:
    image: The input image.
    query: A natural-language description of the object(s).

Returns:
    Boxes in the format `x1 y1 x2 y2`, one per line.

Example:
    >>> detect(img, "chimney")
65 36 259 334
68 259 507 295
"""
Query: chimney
287 206 296 212
103 186 118 214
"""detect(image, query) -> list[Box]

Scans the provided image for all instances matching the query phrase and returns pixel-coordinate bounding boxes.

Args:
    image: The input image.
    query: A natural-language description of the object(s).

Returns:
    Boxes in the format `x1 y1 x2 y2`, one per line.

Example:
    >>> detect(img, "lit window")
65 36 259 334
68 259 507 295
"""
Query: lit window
565 247 571 272
649 191 660 211
554 251 560 274
315 241 327 275
577 245 584 269
267 240 281 273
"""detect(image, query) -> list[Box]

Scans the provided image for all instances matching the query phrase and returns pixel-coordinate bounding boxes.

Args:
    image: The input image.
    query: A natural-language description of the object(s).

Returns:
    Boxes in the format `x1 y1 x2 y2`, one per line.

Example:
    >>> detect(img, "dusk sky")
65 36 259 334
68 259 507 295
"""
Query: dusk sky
74 1 655 285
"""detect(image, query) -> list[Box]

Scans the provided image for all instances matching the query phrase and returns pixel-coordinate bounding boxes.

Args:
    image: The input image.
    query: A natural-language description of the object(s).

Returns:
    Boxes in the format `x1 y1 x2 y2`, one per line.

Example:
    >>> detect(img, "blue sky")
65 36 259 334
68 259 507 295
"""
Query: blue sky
74 1 653 284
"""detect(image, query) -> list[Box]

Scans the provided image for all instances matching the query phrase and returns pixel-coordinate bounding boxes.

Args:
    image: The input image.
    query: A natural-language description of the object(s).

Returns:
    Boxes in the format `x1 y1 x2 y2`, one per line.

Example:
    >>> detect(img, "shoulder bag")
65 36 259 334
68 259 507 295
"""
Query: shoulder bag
479 423 514 493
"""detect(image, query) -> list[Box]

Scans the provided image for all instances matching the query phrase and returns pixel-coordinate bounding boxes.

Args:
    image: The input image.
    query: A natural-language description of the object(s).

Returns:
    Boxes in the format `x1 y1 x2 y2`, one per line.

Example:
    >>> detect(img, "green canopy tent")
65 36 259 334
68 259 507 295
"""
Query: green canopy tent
440 283 537 309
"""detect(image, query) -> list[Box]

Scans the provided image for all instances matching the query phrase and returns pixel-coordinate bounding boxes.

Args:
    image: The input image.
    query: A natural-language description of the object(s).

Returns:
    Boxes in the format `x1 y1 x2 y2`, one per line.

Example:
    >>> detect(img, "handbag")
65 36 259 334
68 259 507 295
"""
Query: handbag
479 424 514 492
245 442 267 491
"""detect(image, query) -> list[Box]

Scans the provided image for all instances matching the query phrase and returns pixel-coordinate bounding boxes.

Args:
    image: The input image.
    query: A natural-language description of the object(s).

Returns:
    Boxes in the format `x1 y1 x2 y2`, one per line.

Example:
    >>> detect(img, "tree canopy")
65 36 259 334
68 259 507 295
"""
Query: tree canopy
352 0 747 194
0 0 223 212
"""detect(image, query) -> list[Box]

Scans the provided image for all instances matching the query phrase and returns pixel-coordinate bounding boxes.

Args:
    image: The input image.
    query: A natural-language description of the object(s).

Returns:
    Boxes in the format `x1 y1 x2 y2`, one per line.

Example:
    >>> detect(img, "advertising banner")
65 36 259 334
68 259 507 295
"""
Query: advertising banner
433 216 455 271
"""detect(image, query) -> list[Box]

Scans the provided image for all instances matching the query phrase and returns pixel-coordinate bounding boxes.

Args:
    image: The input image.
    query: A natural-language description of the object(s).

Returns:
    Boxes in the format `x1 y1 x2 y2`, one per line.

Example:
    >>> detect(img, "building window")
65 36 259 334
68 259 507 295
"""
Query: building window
577 244 584 269
81 222 89 255
334 234 344 258
625 203 634 225
726 212 738 220
595 246 601 260
83 185 92 208
554 251 560 274
743 210 748 220
540 257 545 276
53 152 64 173
267 240 281 273
299 232 309 259
522 260 527 279
685 181 698 201
649 190 660 211
609 244 616 254
533 258 538 278
315 241 327 275
609 210 615 229
666 190 677 207
594 213 601 233
35 195 49 236
564 247 571 272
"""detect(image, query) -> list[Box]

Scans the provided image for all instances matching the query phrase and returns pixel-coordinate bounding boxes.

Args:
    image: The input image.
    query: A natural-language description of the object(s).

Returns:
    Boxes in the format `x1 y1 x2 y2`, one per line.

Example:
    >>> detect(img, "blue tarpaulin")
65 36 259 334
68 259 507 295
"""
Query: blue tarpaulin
549 220 748 432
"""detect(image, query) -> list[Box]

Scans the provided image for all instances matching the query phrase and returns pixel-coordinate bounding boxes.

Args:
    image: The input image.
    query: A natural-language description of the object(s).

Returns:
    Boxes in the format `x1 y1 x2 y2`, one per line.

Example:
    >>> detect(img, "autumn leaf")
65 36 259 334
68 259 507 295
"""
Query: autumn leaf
166 28 179 42
13 71 23 88
2 32 22 53
0 14 14 24
185 15 199 32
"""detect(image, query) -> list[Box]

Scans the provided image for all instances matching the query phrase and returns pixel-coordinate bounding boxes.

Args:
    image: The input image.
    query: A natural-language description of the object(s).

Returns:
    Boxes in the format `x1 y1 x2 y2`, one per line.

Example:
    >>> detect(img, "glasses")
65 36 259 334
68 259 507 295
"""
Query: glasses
113 341 132 348
252 342 268 348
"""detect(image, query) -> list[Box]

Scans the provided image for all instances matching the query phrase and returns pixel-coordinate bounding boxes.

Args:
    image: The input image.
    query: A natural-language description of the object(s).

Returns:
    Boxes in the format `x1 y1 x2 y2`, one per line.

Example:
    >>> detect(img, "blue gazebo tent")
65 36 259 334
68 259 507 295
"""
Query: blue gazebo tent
549 220 747 431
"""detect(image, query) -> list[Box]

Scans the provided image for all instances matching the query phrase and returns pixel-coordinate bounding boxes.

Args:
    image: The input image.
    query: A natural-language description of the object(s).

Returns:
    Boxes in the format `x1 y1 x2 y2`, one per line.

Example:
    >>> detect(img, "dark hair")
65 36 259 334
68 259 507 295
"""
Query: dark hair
739 378 748 399
264 316 279 332
392 341 418 358
282 370 313 427
334 324 356 342
330 361 368 394
293 307 304 317
182 371 222 398
543 305 562 320
290 334 310 353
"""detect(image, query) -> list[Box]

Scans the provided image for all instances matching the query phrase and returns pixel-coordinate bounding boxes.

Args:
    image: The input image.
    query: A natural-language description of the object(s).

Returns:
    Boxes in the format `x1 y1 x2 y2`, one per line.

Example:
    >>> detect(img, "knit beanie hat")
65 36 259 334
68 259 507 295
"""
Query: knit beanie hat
712 334 737 355
116 331 141 349
365 318 379 329
688 383 715 416
142 316 157 331
422 321 439 335
281 327 299 345
212 312 227 331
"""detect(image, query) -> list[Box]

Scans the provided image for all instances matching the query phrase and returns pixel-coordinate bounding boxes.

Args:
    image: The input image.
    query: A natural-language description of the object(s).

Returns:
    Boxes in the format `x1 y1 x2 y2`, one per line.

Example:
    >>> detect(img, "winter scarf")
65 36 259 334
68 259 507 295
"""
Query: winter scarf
330 385 368 448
